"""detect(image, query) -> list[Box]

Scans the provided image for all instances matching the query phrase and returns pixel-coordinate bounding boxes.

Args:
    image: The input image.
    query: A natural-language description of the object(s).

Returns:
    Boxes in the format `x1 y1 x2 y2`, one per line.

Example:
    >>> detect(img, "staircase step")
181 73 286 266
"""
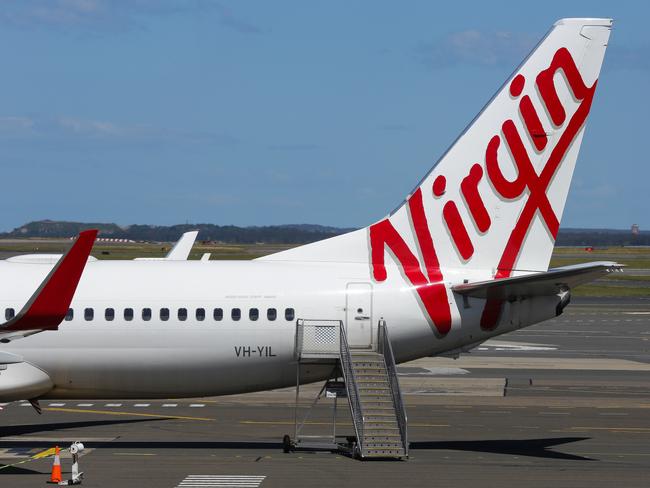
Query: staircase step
360 402 394 408
363 442 404 450
365 427 399 434
354 372 388 377
360 402 395 409
364 417 398 424
363 449 406 458
360 402 395 408
356 382 390 388
355 374 389 380
364 438 402 446
364 414 398 422
364 431 401 439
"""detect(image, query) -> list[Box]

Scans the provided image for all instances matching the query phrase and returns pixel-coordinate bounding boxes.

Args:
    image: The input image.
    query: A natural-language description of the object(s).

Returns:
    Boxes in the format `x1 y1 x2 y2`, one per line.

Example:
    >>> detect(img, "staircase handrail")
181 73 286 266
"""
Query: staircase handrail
378 319 408 456
339 324 365 453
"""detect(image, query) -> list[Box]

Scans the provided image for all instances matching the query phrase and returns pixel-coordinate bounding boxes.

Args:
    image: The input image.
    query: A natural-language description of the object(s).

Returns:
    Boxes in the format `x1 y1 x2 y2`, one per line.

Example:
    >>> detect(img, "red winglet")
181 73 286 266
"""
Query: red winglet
2 230 98 332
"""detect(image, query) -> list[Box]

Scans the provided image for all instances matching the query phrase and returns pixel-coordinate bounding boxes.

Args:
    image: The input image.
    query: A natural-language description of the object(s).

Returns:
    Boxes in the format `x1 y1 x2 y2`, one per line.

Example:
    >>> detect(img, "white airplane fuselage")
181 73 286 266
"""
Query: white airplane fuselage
0 259 557 399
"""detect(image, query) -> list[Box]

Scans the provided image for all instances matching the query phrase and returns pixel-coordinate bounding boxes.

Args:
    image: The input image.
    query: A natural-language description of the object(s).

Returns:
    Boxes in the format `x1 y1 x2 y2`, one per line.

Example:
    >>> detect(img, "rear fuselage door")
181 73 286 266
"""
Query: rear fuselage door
346 282 373 349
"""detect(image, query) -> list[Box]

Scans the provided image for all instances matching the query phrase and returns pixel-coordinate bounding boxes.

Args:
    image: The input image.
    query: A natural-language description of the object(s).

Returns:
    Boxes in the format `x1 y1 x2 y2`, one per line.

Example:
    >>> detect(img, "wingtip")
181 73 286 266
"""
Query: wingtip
79 229 99 239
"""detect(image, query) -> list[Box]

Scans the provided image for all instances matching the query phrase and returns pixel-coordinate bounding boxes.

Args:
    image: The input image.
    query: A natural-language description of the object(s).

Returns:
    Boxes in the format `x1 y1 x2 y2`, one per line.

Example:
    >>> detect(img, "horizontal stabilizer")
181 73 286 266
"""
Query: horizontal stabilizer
0 230 98 335
452 262 623 300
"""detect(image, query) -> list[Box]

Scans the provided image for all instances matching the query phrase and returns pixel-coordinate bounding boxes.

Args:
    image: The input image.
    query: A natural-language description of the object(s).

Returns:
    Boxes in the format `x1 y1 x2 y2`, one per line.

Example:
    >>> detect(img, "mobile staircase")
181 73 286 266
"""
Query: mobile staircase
291 319 408 460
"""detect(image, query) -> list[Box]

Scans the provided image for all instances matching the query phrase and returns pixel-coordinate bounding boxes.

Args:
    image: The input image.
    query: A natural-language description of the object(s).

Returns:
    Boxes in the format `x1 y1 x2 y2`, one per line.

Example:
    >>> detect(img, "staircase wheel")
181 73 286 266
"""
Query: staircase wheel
353 443 362 460
282 434 292 453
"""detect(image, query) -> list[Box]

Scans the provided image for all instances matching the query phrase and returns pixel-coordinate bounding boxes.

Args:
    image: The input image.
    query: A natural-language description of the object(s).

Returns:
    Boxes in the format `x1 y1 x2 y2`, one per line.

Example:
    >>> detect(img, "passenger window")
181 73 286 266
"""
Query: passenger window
213 308 223 321
267 308 277 321
160 308 170 321
5 308 15 321
84 308 94 321
65 308 74 321
196 308 205 321
285 308 295 321
124 308 134 321
231 308 241 321
249 308 259 321
105 308 115 321
142 308 152 321
178 308 188 321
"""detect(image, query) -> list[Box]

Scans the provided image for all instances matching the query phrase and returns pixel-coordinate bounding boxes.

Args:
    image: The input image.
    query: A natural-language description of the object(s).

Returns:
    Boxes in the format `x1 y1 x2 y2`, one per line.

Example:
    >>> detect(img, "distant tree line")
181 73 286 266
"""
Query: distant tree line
554 228 650 247
1 220 355 244
1 220 647 246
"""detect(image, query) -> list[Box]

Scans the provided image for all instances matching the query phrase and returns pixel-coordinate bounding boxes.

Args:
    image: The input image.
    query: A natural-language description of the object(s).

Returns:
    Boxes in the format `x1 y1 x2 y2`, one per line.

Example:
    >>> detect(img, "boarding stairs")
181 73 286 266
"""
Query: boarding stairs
293 319 408 459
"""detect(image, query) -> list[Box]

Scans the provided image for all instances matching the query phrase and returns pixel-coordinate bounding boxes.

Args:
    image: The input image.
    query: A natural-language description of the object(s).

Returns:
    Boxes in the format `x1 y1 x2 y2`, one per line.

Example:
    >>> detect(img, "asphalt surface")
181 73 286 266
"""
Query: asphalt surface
1 297 648 488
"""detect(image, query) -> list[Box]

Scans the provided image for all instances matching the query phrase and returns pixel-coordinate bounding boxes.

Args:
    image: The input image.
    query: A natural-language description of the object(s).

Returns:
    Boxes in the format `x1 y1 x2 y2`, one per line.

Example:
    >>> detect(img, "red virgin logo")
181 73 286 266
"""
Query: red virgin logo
369 48 598 336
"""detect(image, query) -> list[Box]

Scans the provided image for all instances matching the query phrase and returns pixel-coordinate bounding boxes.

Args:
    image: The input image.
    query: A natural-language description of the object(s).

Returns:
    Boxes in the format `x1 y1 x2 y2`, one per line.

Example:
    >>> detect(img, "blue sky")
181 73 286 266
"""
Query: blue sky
0 1 647 231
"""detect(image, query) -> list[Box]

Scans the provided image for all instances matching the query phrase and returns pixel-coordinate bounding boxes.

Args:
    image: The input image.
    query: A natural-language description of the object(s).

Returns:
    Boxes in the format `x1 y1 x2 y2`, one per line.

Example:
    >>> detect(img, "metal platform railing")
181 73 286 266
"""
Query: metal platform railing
377 319 408 457
339 323 364 453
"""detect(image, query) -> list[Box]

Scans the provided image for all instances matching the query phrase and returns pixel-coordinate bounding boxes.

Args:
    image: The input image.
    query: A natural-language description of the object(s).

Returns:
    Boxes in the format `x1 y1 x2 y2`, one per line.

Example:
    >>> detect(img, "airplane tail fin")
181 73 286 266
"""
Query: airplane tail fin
261 18 612 278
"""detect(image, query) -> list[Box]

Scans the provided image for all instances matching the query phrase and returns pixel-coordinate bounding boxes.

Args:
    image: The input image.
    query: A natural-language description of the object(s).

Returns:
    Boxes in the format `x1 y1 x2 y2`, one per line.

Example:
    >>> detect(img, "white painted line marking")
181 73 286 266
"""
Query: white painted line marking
162 404 178 407
134 403 150 407
77 403 94 407
189 404 205 408
48 403 66 407
20 403 31 407
177 474 266 488
105 403 122 407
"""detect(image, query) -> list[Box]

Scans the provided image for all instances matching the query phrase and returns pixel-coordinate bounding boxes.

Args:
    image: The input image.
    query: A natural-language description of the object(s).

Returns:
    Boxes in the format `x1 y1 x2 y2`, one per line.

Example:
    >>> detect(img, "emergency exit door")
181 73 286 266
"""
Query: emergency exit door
346 283 373 349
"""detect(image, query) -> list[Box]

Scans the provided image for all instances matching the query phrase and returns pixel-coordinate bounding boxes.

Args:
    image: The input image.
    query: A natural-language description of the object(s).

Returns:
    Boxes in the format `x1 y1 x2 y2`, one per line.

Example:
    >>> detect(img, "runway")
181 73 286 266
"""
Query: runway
1 297 649 488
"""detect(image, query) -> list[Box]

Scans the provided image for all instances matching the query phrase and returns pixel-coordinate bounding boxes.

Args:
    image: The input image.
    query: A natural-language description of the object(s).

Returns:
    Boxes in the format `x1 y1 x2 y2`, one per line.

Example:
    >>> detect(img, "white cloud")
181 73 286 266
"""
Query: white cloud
0 0 261 34
0 116 35 130
0 114 237 145
416 29 537 69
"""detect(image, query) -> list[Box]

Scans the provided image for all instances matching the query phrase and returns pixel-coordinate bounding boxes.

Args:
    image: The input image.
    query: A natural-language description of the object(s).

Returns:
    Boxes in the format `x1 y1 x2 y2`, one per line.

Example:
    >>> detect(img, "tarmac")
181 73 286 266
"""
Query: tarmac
1 297 648 488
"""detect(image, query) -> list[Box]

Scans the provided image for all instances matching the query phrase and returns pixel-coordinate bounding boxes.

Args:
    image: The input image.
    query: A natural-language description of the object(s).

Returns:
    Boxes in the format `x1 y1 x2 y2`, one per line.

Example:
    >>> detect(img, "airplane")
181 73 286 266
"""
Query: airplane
0 17 616 455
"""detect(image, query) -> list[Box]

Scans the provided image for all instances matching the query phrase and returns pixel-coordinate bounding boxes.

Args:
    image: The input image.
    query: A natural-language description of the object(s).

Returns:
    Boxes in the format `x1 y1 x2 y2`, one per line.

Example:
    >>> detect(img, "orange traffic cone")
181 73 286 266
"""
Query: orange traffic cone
47 446 62 484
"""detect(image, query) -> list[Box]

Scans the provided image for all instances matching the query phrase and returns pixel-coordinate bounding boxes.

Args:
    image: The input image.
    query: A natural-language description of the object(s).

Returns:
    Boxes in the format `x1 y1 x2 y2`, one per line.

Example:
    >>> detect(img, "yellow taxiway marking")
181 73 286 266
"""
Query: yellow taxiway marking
240 420 449 427
44 407 214 422
31 447 57 459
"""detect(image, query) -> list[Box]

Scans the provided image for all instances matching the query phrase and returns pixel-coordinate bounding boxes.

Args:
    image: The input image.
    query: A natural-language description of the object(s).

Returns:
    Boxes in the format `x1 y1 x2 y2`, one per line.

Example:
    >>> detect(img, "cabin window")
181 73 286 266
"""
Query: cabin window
142 308 152 321
105 308 115 321
160 308 170 321
249 308 259 321
84 308 94 321
213 308 223 321
196 308 205 321
5 308 14 321
178 308 188 321
231 308 241 321
65 308 74 321
285 308 295 321
267 308 277 321
124 308 134 321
